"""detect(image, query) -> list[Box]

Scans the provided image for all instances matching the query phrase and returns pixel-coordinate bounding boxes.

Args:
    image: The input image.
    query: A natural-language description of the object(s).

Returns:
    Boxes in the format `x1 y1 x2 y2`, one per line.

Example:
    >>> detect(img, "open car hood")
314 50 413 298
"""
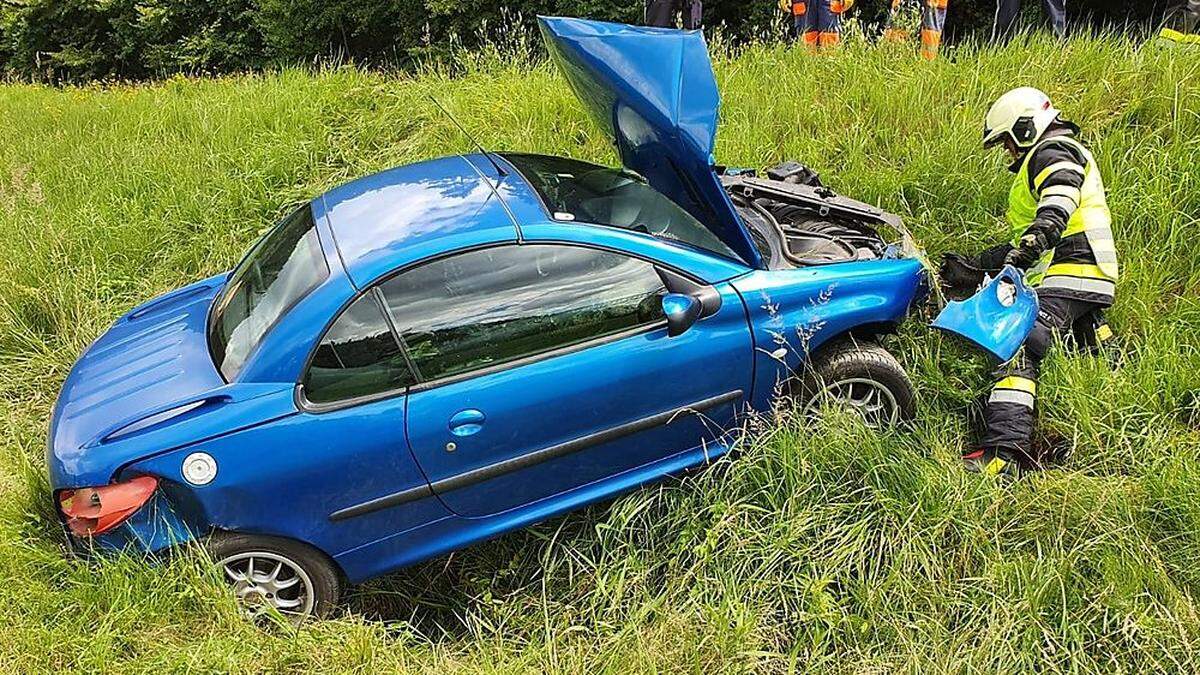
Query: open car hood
537 16 763 268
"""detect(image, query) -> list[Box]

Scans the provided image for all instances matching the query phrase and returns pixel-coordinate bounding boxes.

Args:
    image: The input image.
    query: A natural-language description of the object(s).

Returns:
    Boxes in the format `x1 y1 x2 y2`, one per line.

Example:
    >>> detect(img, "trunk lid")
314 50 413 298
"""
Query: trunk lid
537 16 764 268
48 274 229 488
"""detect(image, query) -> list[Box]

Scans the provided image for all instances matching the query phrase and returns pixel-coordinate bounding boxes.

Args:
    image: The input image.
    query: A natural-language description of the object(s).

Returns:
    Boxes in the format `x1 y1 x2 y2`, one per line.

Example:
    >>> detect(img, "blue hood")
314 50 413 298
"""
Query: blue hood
538 16 763 269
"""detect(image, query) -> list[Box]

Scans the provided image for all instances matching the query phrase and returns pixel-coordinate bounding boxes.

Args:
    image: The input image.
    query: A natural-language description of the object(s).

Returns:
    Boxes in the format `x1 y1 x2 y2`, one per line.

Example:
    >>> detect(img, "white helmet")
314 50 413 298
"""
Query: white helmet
982 87 1061 150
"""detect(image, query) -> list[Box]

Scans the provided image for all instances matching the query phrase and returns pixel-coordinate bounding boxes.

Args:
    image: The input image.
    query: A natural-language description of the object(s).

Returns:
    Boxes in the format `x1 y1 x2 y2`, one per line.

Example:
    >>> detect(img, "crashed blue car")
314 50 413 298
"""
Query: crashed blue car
47 17 927 619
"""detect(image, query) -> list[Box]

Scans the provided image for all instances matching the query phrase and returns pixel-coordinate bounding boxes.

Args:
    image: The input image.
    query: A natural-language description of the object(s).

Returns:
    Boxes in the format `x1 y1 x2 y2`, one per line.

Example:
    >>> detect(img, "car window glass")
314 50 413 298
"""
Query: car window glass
503 153 739 261
379 245 666 382
210 205 328 380
303 293 415 404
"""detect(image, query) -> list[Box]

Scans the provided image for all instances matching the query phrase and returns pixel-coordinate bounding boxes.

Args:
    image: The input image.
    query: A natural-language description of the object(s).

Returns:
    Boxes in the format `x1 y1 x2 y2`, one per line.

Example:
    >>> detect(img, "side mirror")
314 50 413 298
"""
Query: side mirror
662 293 702 337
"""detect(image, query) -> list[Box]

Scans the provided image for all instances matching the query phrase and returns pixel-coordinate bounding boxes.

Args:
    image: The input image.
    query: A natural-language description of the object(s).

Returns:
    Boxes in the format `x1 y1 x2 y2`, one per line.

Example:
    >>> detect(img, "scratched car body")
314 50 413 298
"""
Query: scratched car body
47 17 927 618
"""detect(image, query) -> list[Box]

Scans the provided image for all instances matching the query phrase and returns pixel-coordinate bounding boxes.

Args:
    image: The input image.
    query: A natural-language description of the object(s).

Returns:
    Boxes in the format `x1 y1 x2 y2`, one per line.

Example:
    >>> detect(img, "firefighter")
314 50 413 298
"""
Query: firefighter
994 0 1067 40
1160 1 1200 45
787 0 853 49
960 88 1119 476
883 0 949 60
645 0 703 29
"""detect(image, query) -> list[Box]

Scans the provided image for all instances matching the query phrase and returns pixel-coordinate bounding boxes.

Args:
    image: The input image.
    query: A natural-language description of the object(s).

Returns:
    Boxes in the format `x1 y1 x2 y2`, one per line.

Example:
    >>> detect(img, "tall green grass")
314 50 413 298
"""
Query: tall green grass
1 33 1199 672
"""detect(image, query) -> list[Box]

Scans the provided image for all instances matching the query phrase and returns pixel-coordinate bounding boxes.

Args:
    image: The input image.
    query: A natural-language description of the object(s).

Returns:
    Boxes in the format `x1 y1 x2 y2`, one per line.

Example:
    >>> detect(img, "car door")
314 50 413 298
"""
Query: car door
380 243 753 518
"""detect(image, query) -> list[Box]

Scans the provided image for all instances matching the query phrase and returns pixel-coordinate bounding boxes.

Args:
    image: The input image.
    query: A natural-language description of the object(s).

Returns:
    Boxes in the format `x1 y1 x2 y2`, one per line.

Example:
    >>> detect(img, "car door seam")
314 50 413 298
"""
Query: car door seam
325 389 743 522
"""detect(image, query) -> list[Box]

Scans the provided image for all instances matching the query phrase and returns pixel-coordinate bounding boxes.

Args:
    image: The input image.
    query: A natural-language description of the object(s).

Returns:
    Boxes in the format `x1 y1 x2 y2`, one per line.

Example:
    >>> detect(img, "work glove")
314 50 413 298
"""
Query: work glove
1003 234 1042 270
939 252 985 299
975 243 1013 272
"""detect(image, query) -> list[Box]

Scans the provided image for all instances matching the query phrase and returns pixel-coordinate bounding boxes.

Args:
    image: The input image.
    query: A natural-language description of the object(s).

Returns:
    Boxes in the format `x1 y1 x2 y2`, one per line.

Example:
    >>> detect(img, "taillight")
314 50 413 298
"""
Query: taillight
58 475 159 537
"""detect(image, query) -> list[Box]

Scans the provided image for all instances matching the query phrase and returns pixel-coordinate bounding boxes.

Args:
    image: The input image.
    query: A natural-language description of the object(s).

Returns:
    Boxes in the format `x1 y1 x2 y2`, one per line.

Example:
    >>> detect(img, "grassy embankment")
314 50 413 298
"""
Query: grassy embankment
1 33 1198 672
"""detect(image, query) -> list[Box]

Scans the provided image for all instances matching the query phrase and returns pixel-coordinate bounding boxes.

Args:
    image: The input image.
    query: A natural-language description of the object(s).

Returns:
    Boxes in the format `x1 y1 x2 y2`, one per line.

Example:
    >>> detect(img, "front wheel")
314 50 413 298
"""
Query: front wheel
795 339 916 428
207 532 343 623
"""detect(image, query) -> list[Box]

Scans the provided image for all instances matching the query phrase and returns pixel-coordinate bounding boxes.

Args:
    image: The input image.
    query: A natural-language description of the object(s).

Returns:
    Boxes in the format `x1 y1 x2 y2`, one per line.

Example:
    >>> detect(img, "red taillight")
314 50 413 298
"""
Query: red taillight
58 476 159 537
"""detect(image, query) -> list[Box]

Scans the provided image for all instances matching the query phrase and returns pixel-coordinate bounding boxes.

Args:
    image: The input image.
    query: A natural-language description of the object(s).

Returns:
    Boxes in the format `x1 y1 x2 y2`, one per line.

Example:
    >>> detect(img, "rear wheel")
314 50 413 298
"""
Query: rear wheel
207 532 342 623
795 339 916 427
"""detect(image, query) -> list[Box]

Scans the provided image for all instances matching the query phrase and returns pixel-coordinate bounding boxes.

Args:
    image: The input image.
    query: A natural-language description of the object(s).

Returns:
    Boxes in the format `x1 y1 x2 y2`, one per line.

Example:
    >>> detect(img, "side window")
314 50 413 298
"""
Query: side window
303 293 415 404
379 245 666 382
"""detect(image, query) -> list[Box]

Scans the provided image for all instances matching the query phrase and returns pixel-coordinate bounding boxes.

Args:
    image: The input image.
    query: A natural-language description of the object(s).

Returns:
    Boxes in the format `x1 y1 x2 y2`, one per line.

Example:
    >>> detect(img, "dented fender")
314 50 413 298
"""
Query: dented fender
731 258 926 411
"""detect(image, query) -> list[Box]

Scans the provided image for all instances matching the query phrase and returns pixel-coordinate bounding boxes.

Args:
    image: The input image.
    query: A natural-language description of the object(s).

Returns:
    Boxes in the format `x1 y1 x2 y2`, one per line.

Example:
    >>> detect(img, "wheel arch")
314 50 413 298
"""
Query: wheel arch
206 527 351 586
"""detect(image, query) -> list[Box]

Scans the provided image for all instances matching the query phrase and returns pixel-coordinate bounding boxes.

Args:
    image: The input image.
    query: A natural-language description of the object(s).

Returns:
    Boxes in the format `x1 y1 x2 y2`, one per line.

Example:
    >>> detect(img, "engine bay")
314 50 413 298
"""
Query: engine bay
721 162 906 269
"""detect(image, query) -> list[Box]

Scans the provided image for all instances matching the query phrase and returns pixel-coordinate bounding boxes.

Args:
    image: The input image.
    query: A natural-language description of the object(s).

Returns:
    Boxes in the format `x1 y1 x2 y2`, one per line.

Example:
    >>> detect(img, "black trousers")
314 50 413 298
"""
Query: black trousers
646 0 703 29
994 0 1067 39
979 292 1107 457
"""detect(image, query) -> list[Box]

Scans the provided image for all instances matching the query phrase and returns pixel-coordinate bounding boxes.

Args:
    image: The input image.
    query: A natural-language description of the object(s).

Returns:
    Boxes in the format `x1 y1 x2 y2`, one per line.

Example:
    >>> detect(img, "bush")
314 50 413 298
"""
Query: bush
0 0 1187 83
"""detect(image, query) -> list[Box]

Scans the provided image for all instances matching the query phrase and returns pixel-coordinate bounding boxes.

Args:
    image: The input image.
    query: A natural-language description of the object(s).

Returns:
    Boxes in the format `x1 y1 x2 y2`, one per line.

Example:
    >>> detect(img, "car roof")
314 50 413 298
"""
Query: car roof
315 154 541 288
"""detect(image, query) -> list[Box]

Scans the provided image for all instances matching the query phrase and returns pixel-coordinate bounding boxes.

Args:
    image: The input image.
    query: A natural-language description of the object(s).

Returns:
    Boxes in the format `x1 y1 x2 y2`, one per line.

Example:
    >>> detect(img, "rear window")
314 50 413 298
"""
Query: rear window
209 205 328 380
503 153 739 261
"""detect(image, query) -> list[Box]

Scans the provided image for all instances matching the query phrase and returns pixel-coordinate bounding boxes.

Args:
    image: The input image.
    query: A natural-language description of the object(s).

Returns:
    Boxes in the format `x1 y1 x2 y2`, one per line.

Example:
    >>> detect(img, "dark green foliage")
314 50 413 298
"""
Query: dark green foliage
0 0 1186 83
0 0 265 81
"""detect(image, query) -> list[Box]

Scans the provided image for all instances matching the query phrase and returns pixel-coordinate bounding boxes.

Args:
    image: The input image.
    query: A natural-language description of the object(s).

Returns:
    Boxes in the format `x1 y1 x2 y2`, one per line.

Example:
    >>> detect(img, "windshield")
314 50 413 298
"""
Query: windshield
209 204 328 380
503 154 739 261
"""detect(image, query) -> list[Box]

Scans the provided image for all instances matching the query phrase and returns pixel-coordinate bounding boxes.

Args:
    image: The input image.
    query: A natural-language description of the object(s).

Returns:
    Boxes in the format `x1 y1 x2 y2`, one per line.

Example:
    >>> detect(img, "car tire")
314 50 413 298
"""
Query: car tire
794 339 916 427
206 532 343 622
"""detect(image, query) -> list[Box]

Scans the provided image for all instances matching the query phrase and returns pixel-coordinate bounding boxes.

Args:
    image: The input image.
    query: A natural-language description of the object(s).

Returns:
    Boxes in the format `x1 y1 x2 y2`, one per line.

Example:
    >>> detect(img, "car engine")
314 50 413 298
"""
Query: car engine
721 162 904 269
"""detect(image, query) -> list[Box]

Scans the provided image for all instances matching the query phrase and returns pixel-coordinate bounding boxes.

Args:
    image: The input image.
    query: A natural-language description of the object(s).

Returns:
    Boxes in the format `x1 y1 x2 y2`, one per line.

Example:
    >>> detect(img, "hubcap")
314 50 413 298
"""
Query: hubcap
219 551 314 620
806 377 900 428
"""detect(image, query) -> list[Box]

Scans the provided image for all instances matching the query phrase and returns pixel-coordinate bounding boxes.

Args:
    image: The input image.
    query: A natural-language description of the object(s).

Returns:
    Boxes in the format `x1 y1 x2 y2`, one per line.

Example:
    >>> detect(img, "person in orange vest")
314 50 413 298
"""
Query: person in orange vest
787 0 854 48
883 0 948 59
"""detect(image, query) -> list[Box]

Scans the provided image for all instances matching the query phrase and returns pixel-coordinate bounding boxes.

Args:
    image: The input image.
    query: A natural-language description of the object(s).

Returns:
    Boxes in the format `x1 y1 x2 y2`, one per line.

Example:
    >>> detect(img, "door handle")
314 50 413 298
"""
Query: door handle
448 408 486 437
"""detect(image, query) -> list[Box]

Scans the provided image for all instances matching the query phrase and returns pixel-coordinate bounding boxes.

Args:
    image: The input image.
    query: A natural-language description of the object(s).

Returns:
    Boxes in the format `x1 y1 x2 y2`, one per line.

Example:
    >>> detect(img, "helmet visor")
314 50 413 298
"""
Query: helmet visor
982 127 1008 148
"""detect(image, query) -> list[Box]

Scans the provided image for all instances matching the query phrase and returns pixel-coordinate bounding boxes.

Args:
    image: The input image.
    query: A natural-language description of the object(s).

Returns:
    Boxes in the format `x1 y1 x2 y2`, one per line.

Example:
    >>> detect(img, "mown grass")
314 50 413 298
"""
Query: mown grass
1 31 1199 672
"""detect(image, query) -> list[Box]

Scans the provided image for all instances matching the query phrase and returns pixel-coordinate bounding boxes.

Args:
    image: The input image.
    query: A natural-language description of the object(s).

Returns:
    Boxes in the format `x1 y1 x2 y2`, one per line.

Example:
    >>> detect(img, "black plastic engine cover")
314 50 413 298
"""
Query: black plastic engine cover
720 173 904 233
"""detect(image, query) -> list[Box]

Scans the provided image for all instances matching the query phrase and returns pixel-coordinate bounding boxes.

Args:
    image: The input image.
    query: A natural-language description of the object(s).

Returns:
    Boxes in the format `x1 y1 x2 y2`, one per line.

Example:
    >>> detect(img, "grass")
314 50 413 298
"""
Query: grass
2 31 1200 672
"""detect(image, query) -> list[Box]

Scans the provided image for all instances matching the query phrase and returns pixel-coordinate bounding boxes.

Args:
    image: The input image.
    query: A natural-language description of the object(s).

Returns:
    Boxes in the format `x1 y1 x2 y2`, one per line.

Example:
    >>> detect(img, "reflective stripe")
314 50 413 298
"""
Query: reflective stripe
984 457 1009 476
1046 263 1108 279
989 389 1035 408
1039 195 1080 214
1034 161 1086 189
792 1 806 15
1040 275 1116 296
994 376 1036 394
1161 27 1200 44
1041 184 1082 200
1091 245 1119 264
1010 135 1119 283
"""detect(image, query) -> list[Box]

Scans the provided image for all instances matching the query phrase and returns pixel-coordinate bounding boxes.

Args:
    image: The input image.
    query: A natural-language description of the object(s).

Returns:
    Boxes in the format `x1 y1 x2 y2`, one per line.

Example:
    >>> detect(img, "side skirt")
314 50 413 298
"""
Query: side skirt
332 440 733 583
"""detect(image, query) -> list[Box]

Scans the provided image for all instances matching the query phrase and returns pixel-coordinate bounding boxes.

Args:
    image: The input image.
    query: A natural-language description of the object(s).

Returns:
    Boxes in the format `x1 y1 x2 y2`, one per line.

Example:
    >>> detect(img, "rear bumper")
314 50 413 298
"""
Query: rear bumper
57 490 198 558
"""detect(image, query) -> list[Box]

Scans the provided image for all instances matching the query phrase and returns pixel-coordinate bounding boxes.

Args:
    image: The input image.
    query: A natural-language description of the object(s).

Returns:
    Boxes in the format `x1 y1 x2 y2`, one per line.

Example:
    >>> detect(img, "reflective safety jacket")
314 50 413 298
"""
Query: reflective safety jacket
1006 133 1118 305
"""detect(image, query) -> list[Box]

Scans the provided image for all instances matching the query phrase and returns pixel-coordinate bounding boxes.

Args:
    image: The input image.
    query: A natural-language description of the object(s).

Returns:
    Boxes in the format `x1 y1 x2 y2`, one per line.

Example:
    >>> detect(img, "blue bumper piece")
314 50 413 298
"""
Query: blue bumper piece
932 265 1039 362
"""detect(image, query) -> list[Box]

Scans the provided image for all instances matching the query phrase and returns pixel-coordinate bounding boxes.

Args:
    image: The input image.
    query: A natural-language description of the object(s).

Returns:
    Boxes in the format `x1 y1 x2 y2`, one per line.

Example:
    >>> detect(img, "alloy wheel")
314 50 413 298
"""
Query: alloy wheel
219 551 315 621
806 376 901 428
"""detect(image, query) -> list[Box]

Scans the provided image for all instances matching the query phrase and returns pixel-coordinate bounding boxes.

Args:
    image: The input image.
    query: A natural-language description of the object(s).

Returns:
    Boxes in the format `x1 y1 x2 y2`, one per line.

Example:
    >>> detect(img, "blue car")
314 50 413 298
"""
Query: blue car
47 17 927 620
